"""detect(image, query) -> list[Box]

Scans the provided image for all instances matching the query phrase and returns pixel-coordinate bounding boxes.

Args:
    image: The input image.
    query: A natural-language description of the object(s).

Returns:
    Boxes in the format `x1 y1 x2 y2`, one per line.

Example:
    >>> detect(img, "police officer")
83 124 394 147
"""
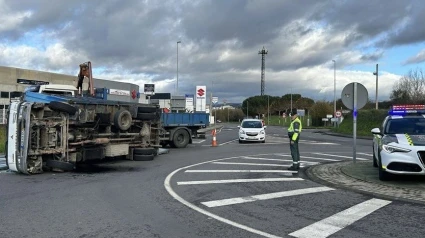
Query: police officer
287 108 302 171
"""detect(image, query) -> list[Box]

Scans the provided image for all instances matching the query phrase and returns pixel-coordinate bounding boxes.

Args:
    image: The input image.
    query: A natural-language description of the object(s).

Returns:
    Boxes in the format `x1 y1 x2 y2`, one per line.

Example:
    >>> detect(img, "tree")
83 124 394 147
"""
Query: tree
390 68 425 104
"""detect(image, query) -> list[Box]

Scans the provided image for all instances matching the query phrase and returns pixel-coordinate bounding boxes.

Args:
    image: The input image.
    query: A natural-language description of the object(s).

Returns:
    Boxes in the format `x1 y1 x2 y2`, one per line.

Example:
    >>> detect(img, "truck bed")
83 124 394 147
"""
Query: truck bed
161 113 209 127
24 91 150 107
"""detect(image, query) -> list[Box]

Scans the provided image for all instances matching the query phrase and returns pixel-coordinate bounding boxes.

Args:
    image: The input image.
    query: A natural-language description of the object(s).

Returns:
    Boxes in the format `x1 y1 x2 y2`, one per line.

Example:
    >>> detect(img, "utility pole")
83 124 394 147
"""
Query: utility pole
176 41 181 95
267 95 270 125
373 64 379 109
246 101 249 119
258 46 268 96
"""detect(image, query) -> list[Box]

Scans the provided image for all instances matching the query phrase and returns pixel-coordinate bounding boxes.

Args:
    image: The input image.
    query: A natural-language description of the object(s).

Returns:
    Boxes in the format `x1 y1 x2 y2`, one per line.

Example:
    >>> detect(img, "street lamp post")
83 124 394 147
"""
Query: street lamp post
373 64 379 110
176 41 181 95
332 60 336 120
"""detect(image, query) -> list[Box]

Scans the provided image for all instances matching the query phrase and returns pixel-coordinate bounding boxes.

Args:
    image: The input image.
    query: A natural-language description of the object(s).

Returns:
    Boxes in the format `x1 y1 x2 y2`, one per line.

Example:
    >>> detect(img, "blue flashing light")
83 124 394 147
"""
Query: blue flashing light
389 104 425 115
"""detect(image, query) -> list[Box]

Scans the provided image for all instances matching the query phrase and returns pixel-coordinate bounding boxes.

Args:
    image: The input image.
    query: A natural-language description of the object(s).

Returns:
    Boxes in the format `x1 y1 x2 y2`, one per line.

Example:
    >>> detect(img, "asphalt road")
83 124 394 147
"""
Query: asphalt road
1 123 424 238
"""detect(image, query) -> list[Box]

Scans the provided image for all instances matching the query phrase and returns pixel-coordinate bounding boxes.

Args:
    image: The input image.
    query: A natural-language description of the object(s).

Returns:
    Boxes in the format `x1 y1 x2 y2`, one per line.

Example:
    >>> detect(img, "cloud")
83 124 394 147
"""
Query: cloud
403 49 425 65
0 0 419 104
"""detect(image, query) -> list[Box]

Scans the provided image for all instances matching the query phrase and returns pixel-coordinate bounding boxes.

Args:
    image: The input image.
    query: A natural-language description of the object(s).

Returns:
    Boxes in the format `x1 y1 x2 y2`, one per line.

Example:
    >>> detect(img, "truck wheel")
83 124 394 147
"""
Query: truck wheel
46 160 75 171
133 148 156 155
49 101 77 115
133 154 154 161
138 107 158 113
114 109 132 131
172 129 190 148
137 113 157 120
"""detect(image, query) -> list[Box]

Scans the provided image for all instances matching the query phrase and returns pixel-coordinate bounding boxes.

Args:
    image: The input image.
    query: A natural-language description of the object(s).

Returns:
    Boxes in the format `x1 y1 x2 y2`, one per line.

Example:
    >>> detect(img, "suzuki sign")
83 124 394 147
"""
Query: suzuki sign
196 86 206 112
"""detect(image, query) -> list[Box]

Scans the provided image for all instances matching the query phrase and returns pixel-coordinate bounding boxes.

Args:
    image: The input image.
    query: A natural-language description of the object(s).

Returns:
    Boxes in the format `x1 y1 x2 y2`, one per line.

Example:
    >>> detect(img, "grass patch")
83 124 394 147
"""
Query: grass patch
332 109 387 137
0 125 5 154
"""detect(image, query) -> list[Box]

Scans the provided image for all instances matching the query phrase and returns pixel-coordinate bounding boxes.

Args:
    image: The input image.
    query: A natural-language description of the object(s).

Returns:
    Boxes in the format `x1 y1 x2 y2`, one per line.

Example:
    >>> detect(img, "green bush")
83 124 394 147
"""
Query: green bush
332 109 387 136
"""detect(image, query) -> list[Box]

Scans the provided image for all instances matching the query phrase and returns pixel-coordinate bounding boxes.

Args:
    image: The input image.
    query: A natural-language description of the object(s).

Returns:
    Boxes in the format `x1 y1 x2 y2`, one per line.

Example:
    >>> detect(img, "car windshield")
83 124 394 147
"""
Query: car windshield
385 118 425 134
241 121 263 128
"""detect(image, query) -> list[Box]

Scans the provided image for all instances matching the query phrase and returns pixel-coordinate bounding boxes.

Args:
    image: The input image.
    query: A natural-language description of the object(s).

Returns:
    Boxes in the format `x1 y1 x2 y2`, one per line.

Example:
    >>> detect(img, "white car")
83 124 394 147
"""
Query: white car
238 119 266 143
371 105 425 181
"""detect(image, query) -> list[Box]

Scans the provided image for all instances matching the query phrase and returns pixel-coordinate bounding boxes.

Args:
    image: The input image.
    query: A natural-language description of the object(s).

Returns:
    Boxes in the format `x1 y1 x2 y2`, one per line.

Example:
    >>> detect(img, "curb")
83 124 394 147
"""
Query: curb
306 162 425 205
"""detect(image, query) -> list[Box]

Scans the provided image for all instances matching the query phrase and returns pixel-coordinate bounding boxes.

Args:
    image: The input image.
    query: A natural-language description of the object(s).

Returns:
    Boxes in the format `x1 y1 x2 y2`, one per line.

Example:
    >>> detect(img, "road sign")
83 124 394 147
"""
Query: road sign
335 110 342 118
326 114 332 118
212 97 218 104
341 82 369 164
341 82 368 110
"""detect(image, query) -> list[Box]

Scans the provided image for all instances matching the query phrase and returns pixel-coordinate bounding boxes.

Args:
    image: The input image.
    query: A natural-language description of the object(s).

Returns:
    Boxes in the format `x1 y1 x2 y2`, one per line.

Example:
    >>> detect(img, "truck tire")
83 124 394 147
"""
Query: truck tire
137 113 157 121
133 154 154 161
133 148 156 155
46 160 75 171
49 101 77 115
114 109 132 131
172 129 190 148
137 107 157 113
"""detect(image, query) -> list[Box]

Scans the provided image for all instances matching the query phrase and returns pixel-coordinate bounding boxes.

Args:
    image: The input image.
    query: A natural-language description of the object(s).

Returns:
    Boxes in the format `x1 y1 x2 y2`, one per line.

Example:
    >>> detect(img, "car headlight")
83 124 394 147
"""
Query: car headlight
239 130 245 134
382 144 411 153
260 130 265 134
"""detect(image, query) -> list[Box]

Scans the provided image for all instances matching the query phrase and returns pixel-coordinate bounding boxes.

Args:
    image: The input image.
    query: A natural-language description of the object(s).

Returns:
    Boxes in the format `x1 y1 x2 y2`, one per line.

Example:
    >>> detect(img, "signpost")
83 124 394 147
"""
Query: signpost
212 97 218 123
335 110 342 118
341 82 368 163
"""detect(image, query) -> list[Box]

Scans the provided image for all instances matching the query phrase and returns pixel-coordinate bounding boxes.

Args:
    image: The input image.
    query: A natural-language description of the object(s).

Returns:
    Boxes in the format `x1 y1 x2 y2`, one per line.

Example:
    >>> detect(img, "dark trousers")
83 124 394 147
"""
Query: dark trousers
289 136 300 168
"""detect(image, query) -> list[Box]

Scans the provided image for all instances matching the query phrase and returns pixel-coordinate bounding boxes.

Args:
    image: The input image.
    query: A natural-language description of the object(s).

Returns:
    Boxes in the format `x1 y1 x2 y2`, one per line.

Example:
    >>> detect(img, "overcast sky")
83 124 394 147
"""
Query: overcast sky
1 0 425 103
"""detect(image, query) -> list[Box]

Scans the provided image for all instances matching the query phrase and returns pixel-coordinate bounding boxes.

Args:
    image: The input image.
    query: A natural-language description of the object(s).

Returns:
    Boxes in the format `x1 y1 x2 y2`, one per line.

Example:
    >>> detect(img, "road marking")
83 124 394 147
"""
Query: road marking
289 198 391 238
212 162 301 167
165 155 283 238
275 154 340 162
185 169 297 173
177 178 303 185
201 187 334 208
219 139 239 146
240 156 318 164
192 139 205 144
312 153 368 161
357 152 372 156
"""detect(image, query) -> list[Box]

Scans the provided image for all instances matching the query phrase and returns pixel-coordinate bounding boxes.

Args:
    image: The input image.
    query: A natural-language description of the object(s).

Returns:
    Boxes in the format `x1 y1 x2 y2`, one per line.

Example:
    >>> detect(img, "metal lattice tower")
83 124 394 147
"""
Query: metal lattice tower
258 46 268 96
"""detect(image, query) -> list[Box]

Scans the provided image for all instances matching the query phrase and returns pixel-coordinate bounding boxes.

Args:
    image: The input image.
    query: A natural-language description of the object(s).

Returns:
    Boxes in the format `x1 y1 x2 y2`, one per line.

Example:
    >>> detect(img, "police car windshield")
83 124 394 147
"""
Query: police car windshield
241 121 263 128
385 118 425 134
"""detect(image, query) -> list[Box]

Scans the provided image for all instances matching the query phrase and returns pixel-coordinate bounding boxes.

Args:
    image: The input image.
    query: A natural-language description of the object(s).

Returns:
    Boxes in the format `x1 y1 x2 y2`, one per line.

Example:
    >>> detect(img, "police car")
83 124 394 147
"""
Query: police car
371 105 425 180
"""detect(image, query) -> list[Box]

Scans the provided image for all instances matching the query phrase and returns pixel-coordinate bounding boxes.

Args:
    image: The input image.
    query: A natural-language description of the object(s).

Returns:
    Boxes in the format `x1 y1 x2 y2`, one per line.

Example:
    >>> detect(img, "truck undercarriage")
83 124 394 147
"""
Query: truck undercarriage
8 95 161 174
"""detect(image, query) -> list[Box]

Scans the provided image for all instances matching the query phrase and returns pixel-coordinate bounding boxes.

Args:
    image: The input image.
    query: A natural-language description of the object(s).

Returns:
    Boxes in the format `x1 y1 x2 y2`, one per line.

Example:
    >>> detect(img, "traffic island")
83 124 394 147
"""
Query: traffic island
306 161 425 204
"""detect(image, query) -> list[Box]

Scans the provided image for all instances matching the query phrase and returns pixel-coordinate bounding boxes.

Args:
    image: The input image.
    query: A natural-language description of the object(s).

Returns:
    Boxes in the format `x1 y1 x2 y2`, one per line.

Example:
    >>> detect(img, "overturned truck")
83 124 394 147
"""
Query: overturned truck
6 89 162 174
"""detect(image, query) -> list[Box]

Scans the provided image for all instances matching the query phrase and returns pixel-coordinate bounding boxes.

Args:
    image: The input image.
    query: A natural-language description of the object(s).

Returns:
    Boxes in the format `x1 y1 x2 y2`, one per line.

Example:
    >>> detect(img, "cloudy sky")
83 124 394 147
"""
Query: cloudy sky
1 0 425 103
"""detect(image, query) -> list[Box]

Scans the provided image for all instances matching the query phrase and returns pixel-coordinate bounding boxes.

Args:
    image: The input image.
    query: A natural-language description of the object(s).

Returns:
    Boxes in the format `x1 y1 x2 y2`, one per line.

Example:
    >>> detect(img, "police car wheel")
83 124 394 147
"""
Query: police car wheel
372 147 378 167
378 156 391 181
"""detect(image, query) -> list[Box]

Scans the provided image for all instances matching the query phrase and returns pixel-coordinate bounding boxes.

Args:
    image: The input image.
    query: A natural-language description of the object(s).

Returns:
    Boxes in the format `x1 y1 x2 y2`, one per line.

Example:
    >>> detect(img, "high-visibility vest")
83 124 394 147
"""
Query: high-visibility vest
288 117 302 141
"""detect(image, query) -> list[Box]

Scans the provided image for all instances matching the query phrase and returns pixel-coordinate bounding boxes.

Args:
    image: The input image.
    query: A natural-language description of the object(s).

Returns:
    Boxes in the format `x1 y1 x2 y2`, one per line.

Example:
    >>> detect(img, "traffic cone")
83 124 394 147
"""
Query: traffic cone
212 129 218 147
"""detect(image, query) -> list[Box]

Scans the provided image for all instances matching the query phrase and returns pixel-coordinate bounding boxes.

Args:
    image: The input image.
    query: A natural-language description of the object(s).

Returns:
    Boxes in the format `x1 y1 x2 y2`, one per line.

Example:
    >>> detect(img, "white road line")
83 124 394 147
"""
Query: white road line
165 155 283 238
212 162 300 167
303 142 339 145
219 139 239 145
275 154 340 162
289 198 391 238
201 187 335 208
357 152 372 156
192 139 205 144
240 156 318 165
177 178 303 185
185 170 297 173
312 153 368 161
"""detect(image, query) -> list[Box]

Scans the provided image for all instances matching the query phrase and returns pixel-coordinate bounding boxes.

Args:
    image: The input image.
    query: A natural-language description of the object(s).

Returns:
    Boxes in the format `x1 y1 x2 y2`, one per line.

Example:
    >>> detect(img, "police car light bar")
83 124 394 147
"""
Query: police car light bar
390 104 425 115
